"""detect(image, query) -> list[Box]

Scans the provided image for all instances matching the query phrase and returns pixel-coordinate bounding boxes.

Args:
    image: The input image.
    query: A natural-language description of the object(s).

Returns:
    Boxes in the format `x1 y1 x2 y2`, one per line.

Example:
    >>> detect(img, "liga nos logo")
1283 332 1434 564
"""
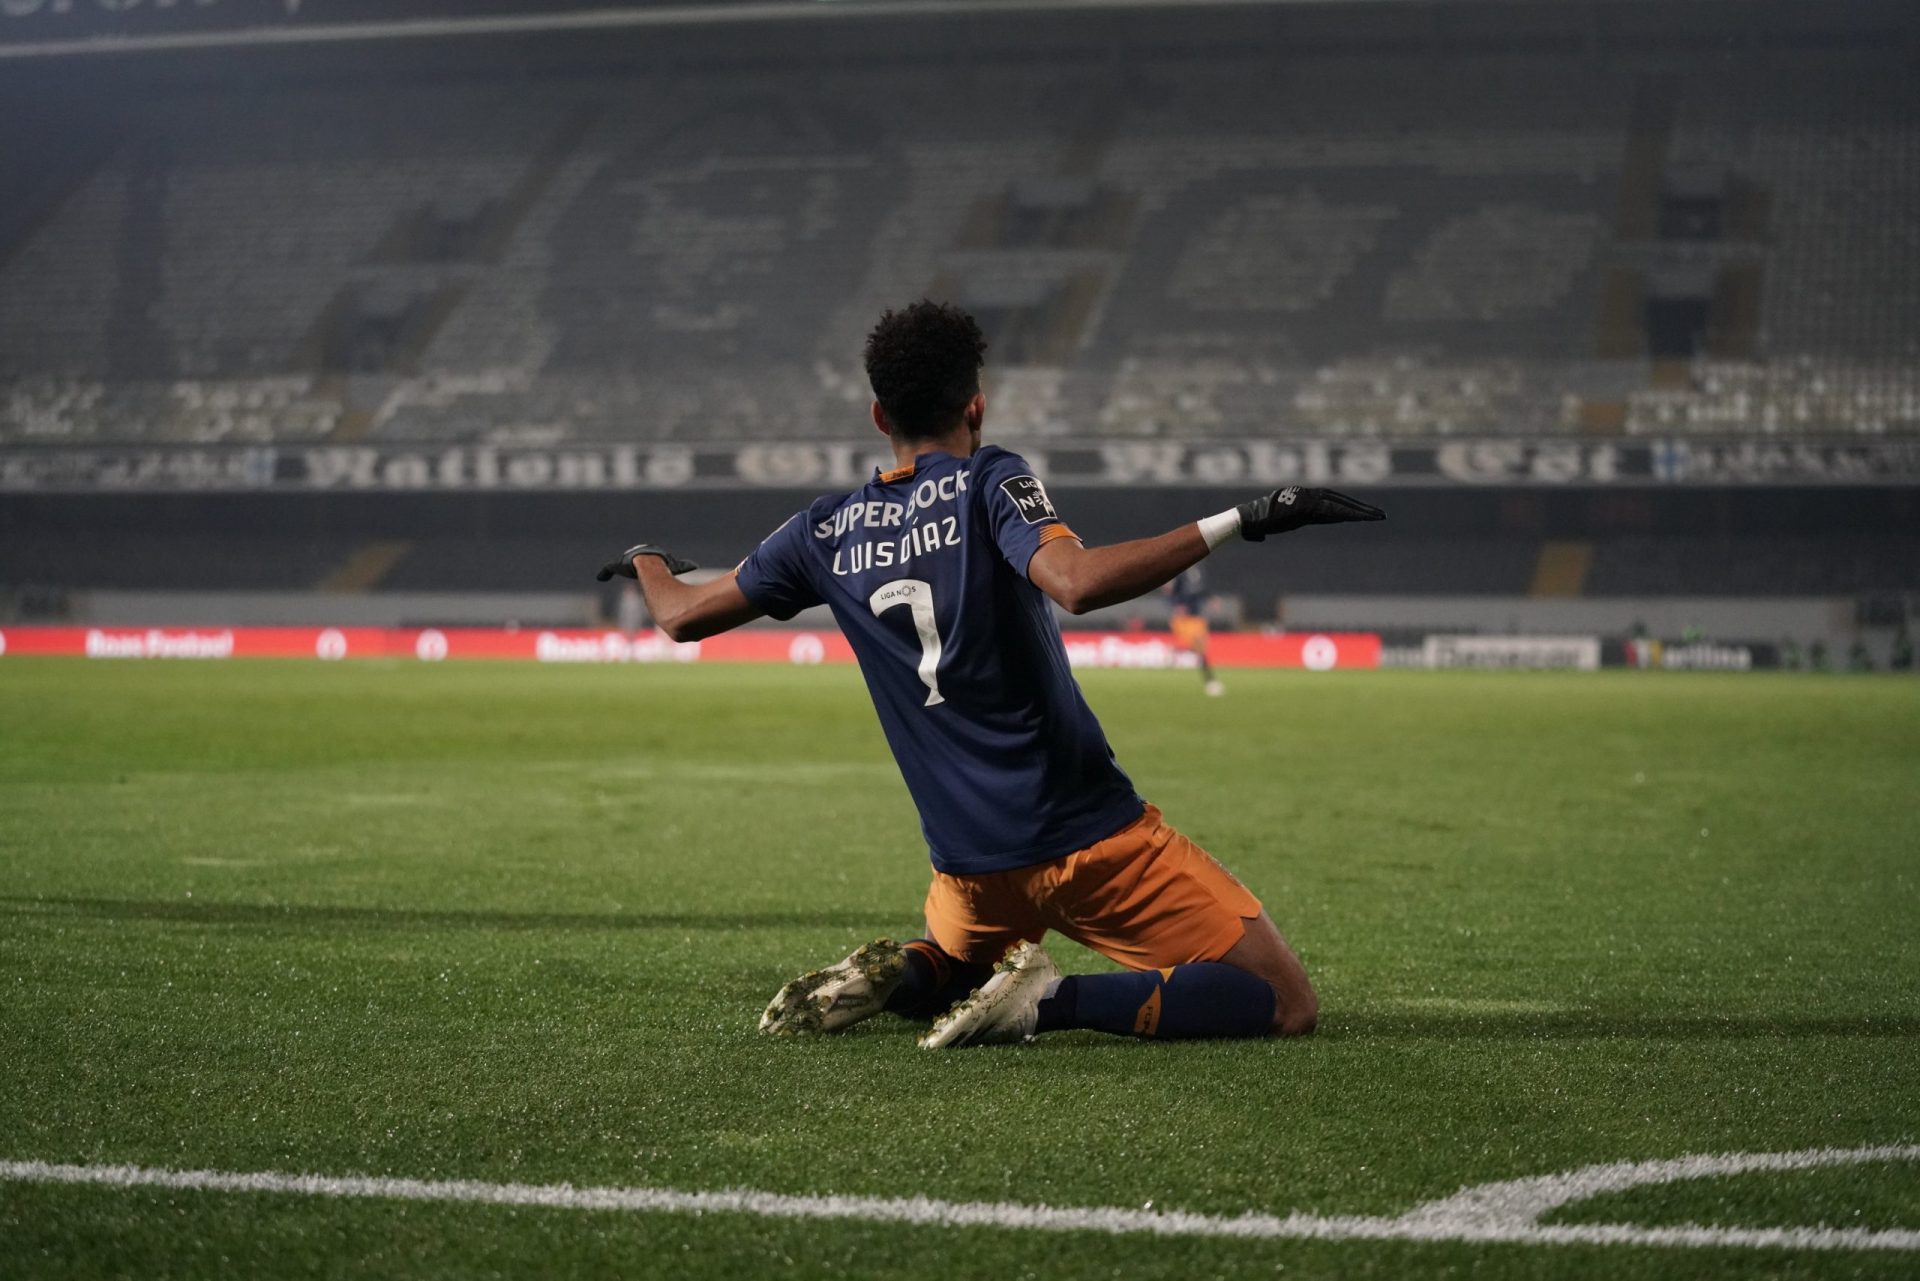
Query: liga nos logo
999 475 1057 525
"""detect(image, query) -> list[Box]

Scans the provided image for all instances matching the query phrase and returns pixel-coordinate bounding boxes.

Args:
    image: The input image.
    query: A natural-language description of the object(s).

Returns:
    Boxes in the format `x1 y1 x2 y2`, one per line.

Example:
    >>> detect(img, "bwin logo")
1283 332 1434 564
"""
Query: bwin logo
1278 487 1300 505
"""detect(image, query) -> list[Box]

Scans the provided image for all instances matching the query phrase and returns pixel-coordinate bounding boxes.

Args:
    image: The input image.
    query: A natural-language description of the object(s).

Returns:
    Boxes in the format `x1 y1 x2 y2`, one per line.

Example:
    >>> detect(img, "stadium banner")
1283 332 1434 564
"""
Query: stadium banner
4 438 1920 492
1613 638 1782 671
1422 635 1601 670
0 626 1380 669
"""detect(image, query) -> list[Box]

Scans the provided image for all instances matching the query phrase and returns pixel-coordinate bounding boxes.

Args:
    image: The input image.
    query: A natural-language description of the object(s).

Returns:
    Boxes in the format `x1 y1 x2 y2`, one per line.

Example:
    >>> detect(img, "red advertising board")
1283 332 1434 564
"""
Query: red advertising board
0 626 1378 670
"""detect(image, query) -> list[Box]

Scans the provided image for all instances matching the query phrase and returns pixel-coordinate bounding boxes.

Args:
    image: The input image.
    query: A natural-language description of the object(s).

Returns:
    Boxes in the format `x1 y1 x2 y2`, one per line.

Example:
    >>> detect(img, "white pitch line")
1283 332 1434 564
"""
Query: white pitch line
1400 1143 1920 1231
1 1145 1917 1253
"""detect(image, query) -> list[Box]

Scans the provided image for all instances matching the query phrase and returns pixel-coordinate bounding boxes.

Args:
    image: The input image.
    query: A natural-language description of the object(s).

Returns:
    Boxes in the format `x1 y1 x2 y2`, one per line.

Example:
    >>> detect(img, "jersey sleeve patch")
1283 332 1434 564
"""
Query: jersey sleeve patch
998 475 1058 525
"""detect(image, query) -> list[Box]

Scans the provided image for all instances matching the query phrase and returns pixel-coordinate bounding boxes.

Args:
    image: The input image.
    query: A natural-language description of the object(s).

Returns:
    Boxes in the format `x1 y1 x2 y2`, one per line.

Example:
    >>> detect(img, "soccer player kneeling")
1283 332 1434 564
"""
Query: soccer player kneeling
597 301 1383 1047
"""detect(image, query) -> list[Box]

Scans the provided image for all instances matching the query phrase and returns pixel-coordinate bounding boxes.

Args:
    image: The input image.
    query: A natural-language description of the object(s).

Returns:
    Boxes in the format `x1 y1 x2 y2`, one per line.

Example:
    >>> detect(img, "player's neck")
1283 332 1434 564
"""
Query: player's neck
889 424 976 471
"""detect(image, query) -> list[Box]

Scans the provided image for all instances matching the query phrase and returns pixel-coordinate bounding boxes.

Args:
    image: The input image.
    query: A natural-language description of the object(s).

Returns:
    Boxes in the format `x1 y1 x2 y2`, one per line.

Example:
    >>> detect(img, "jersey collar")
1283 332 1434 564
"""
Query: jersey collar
873 447 969 485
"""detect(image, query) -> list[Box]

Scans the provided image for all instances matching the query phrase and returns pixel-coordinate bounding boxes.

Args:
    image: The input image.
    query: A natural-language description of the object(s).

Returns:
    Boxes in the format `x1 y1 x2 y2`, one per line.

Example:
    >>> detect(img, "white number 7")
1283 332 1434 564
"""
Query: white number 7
867 578 945 707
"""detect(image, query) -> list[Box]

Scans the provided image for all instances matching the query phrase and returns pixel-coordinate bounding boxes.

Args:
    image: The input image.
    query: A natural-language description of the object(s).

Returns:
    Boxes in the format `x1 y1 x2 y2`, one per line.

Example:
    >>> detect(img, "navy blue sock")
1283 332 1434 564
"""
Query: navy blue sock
885 939 993 1017
1034 965 1275 1039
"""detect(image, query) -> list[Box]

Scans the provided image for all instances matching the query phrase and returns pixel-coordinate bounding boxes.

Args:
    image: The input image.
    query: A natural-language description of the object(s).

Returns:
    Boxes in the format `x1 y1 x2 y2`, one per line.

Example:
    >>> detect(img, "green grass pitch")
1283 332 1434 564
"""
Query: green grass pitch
1 659 1916 1279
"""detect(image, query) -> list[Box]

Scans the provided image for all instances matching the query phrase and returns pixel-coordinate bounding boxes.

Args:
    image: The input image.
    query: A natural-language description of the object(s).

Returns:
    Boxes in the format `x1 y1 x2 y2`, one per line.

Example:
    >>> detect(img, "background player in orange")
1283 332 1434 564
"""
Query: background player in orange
599 302 1384 1046
1165 566 1225 697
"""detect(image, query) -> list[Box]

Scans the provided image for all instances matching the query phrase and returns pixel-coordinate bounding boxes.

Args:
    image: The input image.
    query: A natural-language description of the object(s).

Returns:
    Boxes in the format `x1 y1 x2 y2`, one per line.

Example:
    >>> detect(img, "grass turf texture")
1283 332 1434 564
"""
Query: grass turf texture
1 660 1916 1279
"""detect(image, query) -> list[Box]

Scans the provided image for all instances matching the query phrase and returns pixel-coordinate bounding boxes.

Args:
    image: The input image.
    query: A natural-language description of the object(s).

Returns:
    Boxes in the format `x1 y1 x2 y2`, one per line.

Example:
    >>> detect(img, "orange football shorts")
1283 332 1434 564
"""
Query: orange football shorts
1171 615 1210 649
922 804 1263 969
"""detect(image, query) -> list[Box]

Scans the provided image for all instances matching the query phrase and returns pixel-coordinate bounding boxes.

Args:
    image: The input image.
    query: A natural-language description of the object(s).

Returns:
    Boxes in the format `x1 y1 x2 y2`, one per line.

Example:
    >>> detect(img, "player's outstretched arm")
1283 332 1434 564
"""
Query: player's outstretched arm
1028 525 1209 616
1027 487 1384 616
594 544 764 642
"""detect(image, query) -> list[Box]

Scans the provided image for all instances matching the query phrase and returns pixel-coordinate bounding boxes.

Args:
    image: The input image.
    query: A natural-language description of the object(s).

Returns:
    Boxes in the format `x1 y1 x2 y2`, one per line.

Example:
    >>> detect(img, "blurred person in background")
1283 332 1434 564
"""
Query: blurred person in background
1166 566 1224 697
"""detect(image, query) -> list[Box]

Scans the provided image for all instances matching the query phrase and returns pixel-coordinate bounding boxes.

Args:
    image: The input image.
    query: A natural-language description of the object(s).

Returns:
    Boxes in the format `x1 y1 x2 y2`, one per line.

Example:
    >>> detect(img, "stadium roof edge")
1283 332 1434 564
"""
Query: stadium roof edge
19 0 1419 61
2 0 1911 61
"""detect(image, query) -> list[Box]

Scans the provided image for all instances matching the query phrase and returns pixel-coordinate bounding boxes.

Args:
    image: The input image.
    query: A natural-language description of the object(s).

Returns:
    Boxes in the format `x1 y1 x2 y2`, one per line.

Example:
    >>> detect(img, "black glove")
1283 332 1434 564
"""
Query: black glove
595 543 698 580
1236 487 1386 542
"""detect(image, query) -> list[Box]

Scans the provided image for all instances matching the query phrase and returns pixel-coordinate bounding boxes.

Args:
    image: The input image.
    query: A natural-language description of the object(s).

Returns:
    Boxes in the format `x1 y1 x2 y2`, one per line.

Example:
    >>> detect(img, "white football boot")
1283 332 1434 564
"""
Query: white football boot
759 938 908 1036
917 940 1060 1048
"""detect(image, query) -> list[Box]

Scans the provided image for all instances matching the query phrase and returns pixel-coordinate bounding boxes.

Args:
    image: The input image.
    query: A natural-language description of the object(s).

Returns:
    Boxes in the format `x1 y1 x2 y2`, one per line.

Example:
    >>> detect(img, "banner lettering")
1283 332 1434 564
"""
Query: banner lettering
4 439 1916 492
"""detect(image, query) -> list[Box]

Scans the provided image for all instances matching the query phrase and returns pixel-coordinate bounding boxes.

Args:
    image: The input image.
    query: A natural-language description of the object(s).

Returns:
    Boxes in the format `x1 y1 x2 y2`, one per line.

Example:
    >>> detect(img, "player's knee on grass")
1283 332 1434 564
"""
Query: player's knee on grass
1271 980 1318 1038
1220 911 1317 1036
1263 954 1318 1036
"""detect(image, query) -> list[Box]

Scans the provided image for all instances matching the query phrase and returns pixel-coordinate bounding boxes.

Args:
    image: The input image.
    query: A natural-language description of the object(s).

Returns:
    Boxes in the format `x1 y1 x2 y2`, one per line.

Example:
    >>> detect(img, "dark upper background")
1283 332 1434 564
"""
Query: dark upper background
1 0 1915 608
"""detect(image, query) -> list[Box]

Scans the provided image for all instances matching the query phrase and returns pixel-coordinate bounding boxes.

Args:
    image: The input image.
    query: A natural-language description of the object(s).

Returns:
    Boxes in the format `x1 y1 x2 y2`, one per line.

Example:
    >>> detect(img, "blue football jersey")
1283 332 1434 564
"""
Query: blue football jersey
734 445 1145 875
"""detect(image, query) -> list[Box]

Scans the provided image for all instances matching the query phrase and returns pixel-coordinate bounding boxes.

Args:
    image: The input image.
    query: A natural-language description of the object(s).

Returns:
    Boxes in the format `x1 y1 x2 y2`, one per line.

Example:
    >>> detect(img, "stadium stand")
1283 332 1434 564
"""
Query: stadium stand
3 45 1917 447
0 528 346 592
1585 537 1920 596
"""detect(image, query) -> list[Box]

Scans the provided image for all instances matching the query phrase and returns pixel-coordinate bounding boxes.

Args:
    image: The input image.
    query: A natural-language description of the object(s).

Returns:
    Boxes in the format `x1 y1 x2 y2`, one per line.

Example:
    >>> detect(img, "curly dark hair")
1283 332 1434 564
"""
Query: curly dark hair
863 300 988 440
